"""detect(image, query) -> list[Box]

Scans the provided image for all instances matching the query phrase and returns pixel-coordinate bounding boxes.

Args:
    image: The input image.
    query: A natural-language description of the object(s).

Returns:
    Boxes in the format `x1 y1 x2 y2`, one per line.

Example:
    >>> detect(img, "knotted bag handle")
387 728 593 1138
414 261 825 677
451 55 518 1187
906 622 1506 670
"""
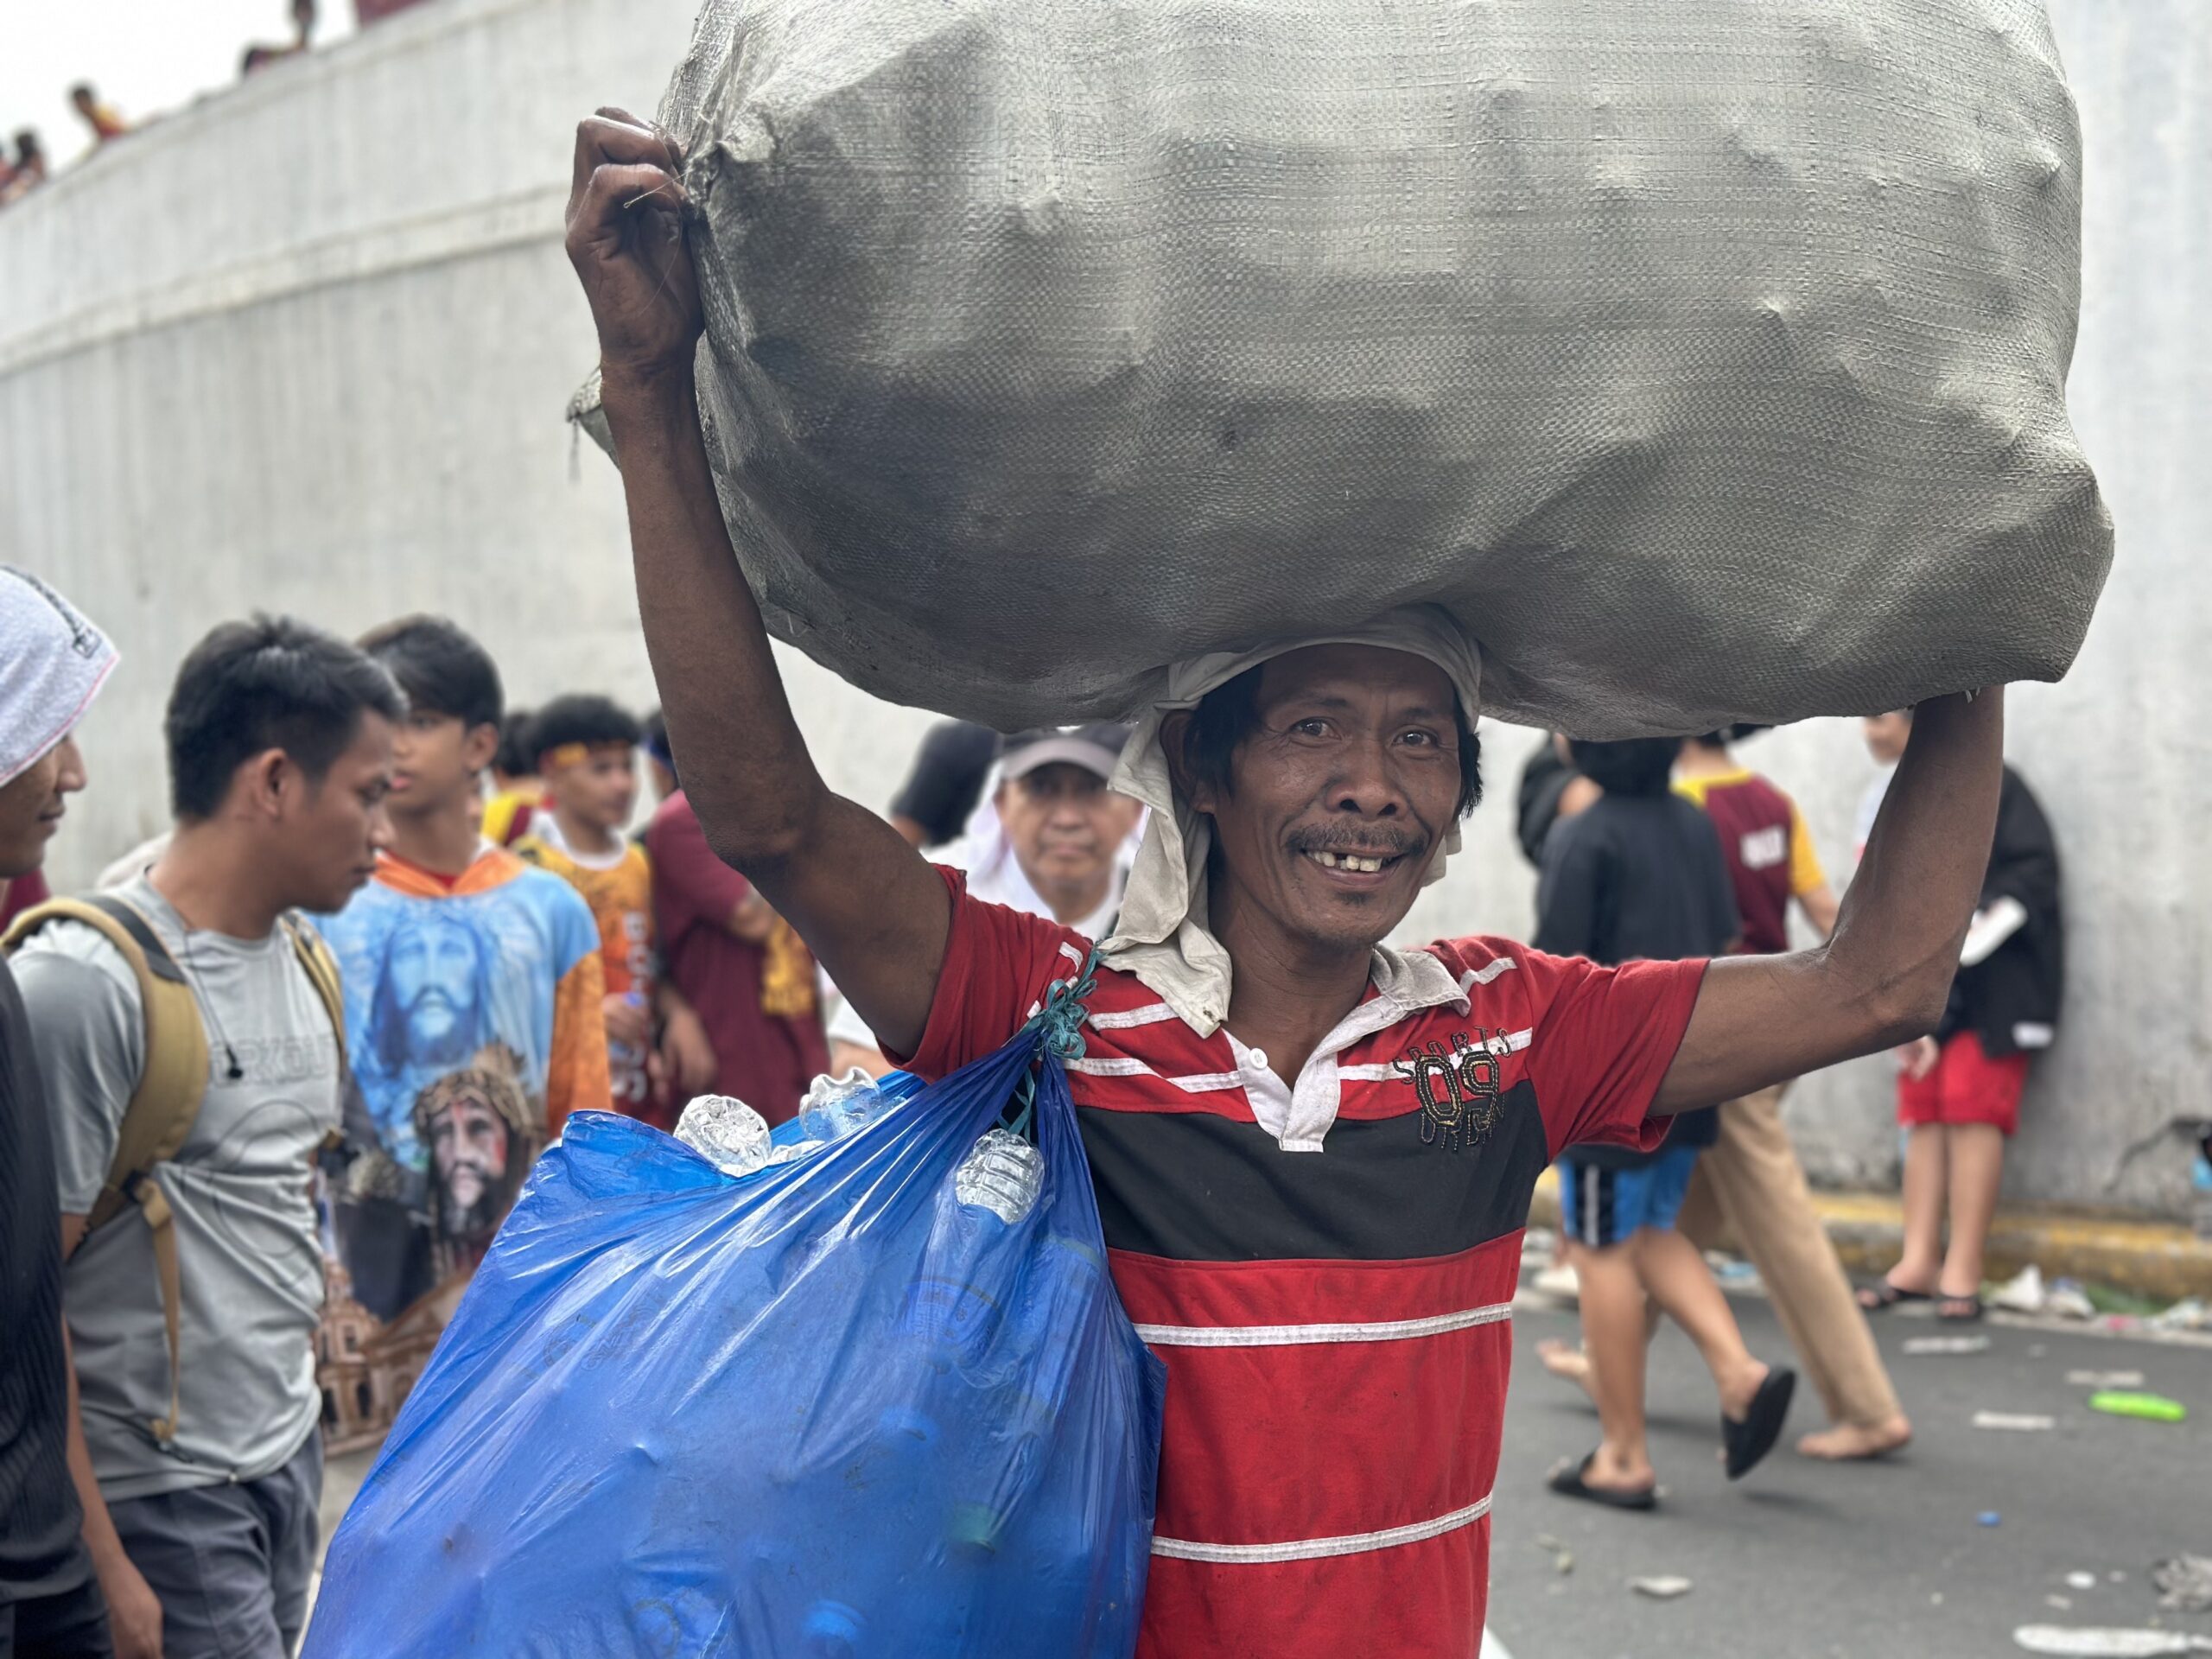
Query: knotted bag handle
1001 947 1100 1143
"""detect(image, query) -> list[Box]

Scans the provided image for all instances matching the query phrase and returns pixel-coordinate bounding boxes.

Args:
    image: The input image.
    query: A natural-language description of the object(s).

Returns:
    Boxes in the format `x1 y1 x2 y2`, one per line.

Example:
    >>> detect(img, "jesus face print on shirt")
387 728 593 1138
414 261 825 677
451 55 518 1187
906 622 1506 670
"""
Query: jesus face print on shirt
377 909 492 1071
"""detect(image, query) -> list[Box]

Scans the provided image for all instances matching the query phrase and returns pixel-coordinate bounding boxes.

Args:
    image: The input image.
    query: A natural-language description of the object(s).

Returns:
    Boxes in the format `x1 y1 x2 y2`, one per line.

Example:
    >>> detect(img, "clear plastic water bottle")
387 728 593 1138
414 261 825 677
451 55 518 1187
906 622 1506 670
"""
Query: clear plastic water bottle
799 1069 890 1144
674 1093 773 1175
942 1228 1104 1560
901 1130 1045 1365
608 989 652 1106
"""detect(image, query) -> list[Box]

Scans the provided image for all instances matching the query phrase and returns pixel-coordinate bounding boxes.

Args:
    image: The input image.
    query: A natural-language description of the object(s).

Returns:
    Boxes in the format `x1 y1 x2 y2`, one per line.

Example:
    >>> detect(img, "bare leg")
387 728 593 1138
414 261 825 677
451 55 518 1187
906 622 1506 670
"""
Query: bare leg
1883 1125 1950 1294
1539 1243 1656 1397
1630 1228 1768 1419
1572 1242 1658 1495
1939 1124 2005 1302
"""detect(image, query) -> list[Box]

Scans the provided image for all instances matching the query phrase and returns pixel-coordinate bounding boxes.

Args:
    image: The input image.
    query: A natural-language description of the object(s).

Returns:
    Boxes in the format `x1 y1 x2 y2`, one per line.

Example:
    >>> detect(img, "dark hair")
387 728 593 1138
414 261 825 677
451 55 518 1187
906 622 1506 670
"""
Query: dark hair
166 615 403 820
13 131 41 162
1180 664 1484 821
1689 721 1771 749
494 709 537 779
68 83 95 102
531 694 640 762
358 615 503 733
1567 736 1679 798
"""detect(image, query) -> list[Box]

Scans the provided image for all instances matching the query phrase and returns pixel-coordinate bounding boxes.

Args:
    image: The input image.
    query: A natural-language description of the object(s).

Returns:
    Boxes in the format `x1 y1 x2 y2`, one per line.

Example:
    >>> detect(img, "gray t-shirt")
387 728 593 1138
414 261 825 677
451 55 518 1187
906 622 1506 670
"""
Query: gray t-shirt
14 874 341 1500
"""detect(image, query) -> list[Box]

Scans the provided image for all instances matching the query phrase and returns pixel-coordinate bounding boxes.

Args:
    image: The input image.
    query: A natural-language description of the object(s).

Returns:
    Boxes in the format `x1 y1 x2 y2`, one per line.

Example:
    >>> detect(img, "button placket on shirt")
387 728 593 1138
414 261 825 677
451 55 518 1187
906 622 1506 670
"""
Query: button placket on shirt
1230 993 1414 1154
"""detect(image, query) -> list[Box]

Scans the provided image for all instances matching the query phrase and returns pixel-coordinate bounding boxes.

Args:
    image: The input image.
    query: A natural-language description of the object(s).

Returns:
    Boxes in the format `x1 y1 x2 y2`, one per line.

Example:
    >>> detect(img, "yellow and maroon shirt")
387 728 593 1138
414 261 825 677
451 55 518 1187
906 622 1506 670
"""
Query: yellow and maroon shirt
894 868 1706 1659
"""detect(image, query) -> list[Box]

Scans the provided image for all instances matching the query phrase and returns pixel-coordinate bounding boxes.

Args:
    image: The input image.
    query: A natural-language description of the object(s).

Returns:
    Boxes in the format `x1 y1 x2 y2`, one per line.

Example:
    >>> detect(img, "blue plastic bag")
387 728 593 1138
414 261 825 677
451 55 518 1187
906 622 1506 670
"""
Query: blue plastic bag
305 998 1166 1657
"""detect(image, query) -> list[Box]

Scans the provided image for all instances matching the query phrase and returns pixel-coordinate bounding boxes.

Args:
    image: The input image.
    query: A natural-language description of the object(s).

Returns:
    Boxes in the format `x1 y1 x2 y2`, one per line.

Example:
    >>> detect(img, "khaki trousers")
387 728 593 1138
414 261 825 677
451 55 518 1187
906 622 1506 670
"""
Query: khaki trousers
1677 1084 1904 1429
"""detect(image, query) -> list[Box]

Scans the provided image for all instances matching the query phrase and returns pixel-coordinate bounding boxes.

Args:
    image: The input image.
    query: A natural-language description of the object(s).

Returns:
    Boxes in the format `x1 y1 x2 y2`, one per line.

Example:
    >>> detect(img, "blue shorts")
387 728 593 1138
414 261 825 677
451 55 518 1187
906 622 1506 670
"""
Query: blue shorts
1558 1142 1702 1250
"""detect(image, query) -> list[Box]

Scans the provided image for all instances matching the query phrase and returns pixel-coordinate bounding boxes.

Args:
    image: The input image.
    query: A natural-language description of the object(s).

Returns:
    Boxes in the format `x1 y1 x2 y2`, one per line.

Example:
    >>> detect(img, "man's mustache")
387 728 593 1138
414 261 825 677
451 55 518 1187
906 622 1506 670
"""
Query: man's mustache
1287 825 1426 858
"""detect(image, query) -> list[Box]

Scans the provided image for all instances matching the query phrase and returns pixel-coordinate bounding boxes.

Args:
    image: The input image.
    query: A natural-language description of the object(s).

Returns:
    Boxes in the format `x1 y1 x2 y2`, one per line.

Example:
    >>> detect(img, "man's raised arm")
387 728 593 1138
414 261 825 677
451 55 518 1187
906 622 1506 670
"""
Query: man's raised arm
1654 689 2005 1112
565 109 950 1057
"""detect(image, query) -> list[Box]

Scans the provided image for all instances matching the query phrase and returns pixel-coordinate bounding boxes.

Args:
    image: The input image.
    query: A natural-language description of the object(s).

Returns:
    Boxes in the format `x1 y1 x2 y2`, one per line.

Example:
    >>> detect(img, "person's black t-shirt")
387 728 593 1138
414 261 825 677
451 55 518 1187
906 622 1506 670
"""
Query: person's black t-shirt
888 720 1000 849
1535 794 1738 1155
0 955 95 1600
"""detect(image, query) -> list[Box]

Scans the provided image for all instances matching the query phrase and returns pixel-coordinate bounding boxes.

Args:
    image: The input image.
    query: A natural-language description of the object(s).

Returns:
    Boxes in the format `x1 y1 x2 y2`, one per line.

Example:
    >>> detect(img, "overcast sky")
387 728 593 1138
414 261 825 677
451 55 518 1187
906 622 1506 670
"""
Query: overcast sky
3 0 357 167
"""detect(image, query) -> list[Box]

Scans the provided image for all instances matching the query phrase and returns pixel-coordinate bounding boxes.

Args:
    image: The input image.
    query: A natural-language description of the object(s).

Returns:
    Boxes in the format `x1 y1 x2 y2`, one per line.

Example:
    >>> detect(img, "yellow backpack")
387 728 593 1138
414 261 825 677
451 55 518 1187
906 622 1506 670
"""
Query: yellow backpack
3 893 346 1444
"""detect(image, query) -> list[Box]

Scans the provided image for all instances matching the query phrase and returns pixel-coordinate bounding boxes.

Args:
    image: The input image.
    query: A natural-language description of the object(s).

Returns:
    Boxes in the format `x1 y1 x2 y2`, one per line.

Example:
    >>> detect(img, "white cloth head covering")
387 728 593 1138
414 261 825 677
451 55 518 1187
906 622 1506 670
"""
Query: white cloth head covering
0 567 116 788
1098 605 1483 1035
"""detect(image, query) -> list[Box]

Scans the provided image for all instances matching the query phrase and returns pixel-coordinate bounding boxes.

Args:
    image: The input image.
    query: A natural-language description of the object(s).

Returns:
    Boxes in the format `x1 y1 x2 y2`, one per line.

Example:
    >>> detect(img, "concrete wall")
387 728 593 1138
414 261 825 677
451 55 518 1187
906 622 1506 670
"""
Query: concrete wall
2 0 2202 1211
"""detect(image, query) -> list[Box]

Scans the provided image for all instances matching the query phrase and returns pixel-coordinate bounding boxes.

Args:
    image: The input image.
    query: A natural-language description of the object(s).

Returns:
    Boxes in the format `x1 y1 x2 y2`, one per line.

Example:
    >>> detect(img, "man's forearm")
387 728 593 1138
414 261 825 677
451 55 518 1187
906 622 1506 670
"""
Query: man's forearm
602 365 827 867
62 1322 130 1578
1825 689 2005 1035
1655 690 2003 1113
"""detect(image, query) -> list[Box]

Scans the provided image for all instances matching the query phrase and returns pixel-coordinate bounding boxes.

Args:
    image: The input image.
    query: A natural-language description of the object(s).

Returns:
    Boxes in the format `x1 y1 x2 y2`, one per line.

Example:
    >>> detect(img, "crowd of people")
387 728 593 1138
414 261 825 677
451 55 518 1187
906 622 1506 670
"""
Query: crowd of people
0 563 1190 1656
0 124 2072 1659
1 0 346 213
0 509 2064 1659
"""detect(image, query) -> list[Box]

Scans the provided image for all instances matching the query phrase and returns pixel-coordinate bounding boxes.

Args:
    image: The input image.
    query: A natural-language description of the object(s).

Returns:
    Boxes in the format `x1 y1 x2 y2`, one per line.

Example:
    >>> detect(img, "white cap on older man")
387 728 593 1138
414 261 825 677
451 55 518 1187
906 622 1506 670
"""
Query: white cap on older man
996 722 1132 782
0 567 117 787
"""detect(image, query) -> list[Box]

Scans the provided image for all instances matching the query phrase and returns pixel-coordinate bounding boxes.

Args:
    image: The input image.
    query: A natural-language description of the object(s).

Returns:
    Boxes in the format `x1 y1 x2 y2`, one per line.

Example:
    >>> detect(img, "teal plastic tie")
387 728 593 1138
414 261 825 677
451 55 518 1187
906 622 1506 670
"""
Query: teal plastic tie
1003 948 1099 1141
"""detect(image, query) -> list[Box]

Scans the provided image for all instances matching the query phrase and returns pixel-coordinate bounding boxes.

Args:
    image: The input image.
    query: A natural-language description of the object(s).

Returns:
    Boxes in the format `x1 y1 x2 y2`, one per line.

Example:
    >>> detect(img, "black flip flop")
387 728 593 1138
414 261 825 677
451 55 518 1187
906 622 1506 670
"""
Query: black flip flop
1547 1452 1658 1512
1722 1367 1798 1480
1936 1293 1986 1323
1855 1280 1931 1313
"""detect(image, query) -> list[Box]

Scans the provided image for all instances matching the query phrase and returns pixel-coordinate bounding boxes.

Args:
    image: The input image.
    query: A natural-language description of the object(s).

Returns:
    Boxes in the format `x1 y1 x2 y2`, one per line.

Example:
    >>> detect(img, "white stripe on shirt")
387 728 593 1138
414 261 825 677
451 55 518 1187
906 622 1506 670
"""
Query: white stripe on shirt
1152 1494 1494 1565
1134 1300 1512 1349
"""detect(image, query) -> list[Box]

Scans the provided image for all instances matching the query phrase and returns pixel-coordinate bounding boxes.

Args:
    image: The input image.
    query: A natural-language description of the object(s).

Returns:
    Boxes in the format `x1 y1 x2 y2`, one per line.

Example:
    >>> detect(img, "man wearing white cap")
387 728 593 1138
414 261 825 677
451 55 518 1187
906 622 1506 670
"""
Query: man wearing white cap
824 724 1142 1073
0 567 116 1658
569 111 2010 1659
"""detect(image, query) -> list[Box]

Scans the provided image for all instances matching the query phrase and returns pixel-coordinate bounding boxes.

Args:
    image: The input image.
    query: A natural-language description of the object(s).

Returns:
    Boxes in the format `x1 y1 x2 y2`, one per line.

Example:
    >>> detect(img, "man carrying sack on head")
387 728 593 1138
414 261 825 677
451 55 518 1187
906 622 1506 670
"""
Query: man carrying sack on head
565 111 2013 1658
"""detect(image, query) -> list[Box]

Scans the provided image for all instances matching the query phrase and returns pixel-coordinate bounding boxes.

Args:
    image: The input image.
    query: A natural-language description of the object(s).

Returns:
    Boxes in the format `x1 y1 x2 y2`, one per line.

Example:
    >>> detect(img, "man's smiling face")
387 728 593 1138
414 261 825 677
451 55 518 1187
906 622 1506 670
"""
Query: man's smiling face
1180 644 1469 959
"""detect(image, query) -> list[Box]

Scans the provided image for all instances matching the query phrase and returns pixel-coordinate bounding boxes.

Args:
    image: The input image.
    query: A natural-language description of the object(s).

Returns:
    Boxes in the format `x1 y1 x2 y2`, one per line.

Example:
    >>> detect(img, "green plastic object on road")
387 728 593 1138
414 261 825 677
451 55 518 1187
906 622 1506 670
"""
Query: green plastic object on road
2088 1390 2188 1423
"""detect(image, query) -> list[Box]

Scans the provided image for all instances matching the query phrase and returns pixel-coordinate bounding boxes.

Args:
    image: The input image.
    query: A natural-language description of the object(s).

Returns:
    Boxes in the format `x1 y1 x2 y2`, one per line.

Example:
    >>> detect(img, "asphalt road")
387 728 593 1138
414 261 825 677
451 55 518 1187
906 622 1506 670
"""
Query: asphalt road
1487 1285 2212 1659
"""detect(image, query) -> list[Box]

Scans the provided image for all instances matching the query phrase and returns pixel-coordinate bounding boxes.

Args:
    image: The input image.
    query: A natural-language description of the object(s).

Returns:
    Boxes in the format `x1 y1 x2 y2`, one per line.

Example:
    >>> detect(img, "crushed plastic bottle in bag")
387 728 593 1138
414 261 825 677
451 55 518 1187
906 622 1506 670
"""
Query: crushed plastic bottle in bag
675 1093 774 1175
801 1068 892 1144
956 1128 1045 1224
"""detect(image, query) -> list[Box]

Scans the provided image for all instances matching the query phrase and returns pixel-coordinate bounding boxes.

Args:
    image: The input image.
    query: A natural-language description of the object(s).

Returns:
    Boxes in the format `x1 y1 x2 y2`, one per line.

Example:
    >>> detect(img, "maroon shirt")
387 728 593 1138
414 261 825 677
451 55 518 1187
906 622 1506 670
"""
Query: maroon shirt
645 791 830 1124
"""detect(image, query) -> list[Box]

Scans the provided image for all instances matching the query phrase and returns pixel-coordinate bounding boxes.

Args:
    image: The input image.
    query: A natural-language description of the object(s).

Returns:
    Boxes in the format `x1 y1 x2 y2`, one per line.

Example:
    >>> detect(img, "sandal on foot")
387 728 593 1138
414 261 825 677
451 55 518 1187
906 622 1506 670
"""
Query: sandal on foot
1547 1452 1657 1512
1936 1293 1985 1323
1855 1280 1931 1313
1722 1367 1798 1480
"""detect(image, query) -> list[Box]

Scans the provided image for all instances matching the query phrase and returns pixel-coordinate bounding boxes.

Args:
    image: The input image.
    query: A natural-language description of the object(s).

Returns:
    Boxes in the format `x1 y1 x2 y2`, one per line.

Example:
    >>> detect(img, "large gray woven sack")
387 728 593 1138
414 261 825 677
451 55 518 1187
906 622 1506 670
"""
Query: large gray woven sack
610 0 2111 734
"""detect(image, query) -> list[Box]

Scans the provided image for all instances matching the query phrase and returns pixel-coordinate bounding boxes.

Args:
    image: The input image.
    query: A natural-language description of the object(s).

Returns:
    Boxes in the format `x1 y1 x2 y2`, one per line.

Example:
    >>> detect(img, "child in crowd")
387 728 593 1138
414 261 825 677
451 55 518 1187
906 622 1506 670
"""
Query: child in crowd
317 617 607 1319
1857 734 2063 1323
480 708 546 847
518 695 714 1124
1535 736 1796 1509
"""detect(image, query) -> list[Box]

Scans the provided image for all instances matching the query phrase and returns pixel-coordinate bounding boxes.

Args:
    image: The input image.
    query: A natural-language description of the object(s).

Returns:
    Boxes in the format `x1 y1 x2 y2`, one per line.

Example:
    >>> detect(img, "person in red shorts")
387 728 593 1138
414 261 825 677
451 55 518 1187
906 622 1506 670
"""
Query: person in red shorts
1859 755 2063 1323
566 107 2021 1659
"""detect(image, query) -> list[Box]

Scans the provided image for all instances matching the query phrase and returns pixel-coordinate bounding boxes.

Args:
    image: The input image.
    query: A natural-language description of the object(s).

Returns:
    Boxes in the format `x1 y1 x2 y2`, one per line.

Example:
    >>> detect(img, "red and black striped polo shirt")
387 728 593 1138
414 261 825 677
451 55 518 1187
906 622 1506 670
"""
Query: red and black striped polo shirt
899 868 1707 1659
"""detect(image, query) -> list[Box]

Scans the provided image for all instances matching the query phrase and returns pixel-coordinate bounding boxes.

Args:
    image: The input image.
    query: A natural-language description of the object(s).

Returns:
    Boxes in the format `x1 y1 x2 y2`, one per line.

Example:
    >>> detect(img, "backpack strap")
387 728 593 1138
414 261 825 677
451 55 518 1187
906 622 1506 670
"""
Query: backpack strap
278 914 351 1154
3 894 208 1443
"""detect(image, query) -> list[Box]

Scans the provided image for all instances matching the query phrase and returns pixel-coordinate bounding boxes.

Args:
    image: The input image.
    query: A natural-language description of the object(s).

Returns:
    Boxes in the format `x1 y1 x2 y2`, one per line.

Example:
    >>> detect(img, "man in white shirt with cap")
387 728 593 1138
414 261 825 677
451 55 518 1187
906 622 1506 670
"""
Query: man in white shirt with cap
826 725 1143 1071
567 109 2012 1659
